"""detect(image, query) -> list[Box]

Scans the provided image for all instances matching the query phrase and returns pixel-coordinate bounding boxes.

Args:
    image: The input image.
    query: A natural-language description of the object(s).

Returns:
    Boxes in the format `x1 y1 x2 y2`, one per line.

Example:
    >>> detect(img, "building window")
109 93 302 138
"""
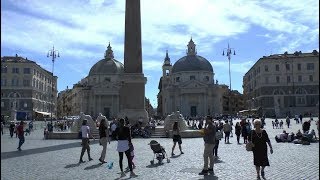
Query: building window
307 63 314 70
264 65 268 72
276 76 280 83
265 77 269 84
297 64 301 71
286 63 290 71
205 76 209 81
309 75 313 82
296 96 306 105
23 68 31 74
176 77 180 82
190 76 195 80
1 79 7 86
23 80 30 87
1 67 7 73
287 76 291 83
33 69 36 75
298 75 302 82
12 67 19 74
105 77 111 82
275 64 279 71
1 101 4 107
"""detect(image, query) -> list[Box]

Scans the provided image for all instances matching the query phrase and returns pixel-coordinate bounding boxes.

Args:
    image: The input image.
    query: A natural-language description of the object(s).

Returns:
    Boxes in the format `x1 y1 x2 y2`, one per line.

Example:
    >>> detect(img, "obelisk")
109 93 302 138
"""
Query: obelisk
119 0 148 125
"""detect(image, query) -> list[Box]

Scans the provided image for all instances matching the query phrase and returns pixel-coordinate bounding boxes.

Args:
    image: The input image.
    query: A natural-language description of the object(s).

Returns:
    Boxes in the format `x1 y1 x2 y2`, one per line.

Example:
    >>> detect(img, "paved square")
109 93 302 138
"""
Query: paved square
1 118 319 180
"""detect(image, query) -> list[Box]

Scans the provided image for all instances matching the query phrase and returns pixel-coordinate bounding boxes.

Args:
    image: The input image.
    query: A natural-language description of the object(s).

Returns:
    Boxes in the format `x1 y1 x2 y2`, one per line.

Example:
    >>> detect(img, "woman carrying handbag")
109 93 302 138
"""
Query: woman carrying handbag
248 119 273 180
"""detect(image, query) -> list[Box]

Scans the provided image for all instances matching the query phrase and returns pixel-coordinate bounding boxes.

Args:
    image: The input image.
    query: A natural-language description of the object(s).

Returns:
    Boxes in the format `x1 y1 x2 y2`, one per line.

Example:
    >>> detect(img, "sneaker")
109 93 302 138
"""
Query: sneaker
180 151 184 154
120 172 126 178
18 148 22 151
79 160 85 163
99 159 107 163
171 153 175 156
198 169 208 175
130 172 138 178
89 158 93 161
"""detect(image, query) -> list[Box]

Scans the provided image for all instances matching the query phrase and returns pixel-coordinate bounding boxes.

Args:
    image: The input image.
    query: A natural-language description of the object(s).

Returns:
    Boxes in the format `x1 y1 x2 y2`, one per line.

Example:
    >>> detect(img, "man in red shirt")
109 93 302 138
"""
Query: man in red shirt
17 121 25 151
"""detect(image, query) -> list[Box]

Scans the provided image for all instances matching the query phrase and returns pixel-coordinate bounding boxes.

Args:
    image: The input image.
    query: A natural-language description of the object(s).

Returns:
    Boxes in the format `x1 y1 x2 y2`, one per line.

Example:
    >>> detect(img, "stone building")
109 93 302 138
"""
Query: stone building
56 43 152 120
57 43 123 119
222 89 246 116
157 39 227 117
243 50 319 117
1 54 57 121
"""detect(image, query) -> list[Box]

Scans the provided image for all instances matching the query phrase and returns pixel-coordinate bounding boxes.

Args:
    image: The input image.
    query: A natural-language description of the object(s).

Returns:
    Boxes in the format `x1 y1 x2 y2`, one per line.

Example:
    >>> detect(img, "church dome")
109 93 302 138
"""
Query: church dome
172 55 213 73
89 59 124 75
171 39 213 73
88 43 124 75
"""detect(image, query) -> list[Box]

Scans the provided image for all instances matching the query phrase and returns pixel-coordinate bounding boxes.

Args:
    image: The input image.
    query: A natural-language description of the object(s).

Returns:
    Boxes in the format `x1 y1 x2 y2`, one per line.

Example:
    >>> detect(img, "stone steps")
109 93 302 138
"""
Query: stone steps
150 127 167 138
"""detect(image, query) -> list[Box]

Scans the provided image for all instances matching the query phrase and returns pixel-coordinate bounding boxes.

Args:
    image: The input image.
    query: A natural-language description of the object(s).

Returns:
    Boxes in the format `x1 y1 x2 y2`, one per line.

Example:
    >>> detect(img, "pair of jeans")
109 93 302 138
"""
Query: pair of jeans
80 138 91 160
203 143 215 170
99 137 108 161
18 136 25 148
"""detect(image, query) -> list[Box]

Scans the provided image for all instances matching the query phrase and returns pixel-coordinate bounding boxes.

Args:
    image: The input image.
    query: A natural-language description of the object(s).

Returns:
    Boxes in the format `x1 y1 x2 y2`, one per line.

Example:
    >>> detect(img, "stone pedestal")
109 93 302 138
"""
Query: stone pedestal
70 113 98 134
164 111 187 132
119 73 148 125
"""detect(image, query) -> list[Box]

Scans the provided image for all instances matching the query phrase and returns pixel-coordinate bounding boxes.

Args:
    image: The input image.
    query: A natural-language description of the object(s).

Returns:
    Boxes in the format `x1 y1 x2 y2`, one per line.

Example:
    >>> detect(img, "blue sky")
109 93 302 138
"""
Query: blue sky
1 0 319 108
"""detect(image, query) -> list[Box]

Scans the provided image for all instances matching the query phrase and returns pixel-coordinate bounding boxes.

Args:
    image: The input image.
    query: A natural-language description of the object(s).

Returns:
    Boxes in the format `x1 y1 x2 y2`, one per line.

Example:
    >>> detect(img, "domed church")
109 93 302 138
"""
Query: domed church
59 43 124 118
157 39 227 117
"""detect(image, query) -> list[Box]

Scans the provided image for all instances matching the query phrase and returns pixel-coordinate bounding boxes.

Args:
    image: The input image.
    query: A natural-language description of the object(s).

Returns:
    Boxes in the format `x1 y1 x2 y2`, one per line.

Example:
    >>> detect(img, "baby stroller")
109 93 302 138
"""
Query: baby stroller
149 140 170 164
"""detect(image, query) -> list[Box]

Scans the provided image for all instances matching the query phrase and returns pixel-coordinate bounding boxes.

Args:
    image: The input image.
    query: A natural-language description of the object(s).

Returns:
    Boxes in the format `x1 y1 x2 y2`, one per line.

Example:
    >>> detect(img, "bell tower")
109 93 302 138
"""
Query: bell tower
187 38 197 55
162 50 172 77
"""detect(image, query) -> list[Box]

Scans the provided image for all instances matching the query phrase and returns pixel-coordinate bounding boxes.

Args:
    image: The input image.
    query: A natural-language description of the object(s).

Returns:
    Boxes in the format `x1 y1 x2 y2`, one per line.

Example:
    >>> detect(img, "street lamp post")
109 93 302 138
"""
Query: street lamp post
223 43 236 115
47 46 60 123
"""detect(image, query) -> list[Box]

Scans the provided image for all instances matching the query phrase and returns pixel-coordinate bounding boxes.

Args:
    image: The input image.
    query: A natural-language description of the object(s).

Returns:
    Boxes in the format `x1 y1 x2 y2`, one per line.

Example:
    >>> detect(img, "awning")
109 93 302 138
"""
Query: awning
34 111 51 116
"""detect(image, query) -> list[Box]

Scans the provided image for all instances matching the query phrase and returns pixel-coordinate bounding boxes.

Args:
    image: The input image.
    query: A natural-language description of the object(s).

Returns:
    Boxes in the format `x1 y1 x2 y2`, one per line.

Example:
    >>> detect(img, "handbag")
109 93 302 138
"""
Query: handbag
246 131 254 151
216 131 223 140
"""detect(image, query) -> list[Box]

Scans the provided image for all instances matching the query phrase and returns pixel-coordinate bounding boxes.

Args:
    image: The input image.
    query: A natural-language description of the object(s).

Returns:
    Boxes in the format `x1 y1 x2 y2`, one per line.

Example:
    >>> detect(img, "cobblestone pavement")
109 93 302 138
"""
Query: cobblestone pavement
1 118 319 180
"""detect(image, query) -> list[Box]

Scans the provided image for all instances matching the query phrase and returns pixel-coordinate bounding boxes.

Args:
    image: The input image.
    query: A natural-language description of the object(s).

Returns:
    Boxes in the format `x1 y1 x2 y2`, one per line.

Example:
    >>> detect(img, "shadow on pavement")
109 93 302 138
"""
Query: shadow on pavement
84 163 103 170
170 154 181 158
198 174 219 180
64 163 82 168
146 162 164 168
1 141 99 160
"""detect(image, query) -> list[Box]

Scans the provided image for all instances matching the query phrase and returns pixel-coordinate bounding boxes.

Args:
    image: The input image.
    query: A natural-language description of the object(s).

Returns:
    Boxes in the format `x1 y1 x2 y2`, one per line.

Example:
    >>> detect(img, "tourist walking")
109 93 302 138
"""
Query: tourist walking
235 122 242 144
115 118 137 178
223 120 231 143
79 120 95 163
213 121 222 157
199 116 216 175
248 119 273 180
286 116 291 128
171 121 184 156
98 118 110 163
9 122 15 138
17 121 25 151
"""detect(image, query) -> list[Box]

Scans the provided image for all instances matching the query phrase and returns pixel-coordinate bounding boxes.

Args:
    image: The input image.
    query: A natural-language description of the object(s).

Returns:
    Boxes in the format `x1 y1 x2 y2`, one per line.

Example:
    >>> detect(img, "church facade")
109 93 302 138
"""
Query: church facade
157 39 227 117
57 43 123 119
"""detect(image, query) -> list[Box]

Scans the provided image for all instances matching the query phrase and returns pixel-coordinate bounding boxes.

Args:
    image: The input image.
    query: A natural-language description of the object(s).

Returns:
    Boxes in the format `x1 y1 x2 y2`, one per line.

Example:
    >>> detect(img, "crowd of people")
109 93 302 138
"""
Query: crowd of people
1 113 319 179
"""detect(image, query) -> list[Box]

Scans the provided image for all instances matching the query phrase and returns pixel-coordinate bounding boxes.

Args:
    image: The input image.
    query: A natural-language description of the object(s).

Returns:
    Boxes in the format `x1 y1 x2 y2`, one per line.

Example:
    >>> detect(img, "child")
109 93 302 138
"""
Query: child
126 143 135 170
